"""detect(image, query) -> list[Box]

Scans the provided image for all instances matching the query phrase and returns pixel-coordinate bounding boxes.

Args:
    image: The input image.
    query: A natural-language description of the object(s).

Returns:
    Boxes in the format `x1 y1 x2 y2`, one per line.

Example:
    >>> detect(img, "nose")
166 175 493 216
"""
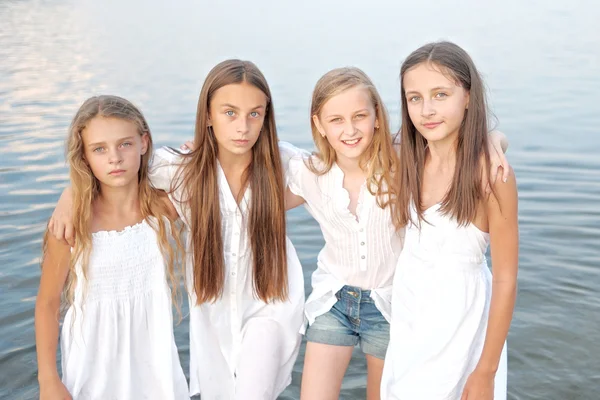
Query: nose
343 120 358 137
237 117 250 134
421 99 436 117
108 148 123 165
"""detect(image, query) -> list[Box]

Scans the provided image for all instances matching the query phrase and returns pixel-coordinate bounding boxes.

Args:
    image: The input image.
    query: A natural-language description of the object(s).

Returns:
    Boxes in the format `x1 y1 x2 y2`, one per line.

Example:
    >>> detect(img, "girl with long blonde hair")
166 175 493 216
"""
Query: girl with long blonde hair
35 95 188 400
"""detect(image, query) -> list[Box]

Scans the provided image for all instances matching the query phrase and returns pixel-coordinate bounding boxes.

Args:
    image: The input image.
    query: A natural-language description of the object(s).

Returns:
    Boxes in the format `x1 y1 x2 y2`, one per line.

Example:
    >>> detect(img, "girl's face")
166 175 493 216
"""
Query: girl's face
403 62 470 144
208 82 268 160
82 116 148 190
313 85 379 164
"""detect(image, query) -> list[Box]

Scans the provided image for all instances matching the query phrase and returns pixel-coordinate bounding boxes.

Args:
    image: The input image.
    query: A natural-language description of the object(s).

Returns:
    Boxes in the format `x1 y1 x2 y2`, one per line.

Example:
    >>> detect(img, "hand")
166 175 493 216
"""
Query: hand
180 139 195 152
39 378 73 400
460 368 495 400
486 130 510 193
47 187 75 246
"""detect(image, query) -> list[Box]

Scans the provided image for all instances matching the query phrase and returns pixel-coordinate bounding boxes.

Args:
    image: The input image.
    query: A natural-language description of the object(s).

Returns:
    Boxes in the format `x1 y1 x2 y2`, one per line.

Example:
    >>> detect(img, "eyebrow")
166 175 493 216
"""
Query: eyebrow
220 103 266 111
325 108 370 119
405 86 454 96
87 136 135 147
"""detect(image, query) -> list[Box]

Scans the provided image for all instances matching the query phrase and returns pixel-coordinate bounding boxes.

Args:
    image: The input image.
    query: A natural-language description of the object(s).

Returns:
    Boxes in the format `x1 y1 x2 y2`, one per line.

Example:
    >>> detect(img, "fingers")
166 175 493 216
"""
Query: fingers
180 140 194 151
64 223 75 247
52 220 64 242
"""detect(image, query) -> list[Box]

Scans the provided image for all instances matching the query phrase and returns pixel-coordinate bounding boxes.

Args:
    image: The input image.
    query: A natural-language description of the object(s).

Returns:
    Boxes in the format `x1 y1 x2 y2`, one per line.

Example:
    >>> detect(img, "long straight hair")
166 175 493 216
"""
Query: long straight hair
175 60 288 304
395 41 492 227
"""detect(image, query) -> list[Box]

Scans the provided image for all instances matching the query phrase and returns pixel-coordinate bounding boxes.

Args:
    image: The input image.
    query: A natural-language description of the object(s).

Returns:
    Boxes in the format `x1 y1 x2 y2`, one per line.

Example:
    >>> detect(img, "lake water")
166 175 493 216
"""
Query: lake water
1 0 599 399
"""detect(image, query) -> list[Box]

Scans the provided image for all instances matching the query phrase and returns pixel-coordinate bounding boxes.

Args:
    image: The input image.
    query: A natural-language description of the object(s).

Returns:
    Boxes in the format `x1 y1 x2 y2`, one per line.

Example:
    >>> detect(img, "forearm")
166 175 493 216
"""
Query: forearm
35 301 62 383
476 279 517 373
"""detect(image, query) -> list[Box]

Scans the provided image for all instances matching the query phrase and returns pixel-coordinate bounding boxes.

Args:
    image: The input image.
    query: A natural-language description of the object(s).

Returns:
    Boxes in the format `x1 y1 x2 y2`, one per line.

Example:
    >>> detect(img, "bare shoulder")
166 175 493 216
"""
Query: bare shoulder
487 166 518 215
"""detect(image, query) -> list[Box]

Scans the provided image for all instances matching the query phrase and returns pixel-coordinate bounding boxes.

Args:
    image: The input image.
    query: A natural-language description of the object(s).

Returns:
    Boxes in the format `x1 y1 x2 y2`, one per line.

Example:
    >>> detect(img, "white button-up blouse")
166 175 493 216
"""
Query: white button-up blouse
281 142 404 328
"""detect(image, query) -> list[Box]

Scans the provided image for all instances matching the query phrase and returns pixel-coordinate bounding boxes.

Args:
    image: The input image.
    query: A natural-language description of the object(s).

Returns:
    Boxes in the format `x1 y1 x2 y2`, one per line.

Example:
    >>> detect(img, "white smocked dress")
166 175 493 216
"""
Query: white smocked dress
60 219 189 400
149 147 305 400
381 203 507 400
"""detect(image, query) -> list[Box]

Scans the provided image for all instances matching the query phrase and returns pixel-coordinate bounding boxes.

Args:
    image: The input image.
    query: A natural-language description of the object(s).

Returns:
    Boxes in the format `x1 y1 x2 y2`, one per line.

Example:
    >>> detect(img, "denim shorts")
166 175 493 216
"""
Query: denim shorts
305 285 390 359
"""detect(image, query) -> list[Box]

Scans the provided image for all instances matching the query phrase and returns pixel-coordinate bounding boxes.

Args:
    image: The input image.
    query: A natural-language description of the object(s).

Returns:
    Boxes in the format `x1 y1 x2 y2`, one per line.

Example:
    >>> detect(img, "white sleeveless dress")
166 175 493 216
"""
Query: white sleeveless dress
381 203 507 400
60 219 189 400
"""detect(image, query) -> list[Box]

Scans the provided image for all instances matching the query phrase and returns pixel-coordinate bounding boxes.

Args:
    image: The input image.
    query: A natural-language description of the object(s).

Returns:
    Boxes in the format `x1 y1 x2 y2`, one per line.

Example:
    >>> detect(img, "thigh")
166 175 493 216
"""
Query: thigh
366 354 385 400
300 341 354 400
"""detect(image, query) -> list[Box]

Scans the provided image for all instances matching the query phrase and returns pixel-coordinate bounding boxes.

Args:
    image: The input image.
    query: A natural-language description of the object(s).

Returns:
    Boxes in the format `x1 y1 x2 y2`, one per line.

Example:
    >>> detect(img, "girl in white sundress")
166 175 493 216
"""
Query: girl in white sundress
36 95 189 400
381 41 519 400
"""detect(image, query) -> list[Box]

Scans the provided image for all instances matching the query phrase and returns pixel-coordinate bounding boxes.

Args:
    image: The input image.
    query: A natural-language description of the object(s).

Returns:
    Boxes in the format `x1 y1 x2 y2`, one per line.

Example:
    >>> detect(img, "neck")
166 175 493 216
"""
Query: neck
218 149 252 174
426 131 458 173
96 182 140 216
335 153 365 177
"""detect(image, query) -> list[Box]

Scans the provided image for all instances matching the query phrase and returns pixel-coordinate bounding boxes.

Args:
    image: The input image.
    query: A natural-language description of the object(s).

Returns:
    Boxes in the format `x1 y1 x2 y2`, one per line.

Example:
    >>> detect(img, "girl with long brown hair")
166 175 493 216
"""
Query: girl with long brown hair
35 95 188 400
149 60 305 399
381 42 518 400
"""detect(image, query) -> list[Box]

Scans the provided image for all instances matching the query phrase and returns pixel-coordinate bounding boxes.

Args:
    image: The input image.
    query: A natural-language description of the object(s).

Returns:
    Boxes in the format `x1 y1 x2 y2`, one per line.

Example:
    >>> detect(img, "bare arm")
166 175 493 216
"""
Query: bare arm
285 186 305 211
462 167 518 400
478 167 519 372
35 234 73 399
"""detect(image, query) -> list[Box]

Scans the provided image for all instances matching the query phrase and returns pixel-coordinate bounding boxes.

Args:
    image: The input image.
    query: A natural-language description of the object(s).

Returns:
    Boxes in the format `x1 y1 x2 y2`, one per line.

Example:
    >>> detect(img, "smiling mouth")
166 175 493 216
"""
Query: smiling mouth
341 138 362 145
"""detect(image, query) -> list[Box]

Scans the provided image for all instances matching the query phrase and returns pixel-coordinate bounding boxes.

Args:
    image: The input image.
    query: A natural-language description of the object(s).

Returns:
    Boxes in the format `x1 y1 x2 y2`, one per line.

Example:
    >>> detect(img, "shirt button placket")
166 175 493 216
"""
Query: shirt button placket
359 226 367 271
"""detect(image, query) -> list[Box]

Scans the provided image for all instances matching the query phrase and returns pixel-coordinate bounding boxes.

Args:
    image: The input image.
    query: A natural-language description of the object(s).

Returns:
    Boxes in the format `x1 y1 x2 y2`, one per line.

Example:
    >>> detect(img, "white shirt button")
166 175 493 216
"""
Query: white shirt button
361 255 366 259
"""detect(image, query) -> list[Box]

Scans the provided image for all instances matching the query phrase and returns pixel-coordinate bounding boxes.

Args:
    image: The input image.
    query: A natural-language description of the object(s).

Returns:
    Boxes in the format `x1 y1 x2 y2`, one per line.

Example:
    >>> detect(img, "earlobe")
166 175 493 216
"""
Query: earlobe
312 114 326 138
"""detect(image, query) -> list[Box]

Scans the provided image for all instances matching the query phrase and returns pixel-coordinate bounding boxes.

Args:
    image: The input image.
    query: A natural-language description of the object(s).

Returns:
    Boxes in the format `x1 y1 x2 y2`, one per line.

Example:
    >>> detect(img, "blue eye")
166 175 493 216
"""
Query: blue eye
409 96 421 102
330 117 342 123
250 111 260 118
435 93 448 99
93 147 105 153
355 114 366 119
225 110 235 117
121 142 132 147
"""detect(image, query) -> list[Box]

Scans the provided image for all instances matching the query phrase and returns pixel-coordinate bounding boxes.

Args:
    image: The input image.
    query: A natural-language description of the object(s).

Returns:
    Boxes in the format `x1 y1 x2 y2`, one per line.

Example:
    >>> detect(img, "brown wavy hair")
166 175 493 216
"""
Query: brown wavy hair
43 95 184 315
395 41 492 227
309 67 399 210
174 59 288 304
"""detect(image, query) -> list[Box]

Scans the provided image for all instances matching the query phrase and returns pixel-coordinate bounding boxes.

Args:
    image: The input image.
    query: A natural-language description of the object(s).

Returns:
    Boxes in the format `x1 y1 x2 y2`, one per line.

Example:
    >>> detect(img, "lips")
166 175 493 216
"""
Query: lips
422 122 442 129
233 139 249 146
341 138 362 147
109 169 126 176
